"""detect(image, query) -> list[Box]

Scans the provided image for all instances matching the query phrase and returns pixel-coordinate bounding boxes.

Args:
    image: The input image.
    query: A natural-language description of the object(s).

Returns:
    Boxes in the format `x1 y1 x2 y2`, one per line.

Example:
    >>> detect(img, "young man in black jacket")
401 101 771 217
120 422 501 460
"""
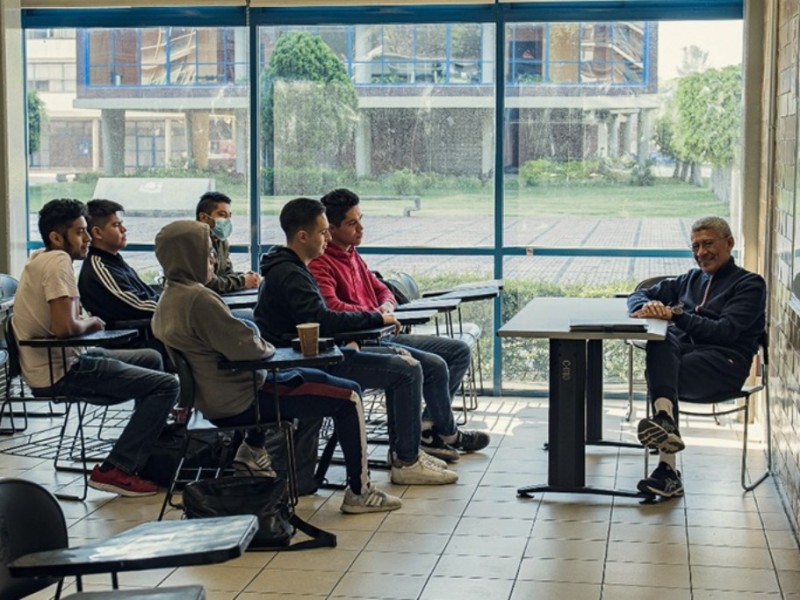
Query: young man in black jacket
628 216 766 498
78 199 159 324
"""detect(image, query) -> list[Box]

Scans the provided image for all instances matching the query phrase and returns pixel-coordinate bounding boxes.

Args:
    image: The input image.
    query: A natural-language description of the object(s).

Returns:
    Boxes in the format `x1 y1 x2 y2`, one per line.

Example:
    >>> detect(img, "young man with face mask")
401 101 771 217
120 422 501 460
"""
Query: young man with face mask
12 198 177 497
196 191 261 294
628 216 766 499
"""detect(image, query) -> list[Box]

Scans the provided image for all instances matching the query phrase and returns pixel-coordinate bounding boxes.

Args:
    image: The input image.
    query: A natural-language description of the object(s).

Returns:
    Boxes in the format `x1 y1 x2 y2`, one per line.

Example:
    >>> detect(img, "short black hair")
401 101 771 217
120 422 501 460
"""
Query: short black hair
196 191 232 219
86 198 124 231
38 199 88 248
279 198 326 241
320 188 360 227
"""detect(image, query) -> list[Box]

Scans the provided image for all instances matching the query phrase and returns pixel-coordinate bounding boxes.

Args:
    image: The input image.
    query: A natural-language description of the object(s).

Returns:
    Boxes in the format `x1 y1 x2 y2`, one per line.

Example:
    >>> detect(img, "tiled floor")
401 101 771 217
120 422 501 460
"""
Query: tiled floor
4 396 799 600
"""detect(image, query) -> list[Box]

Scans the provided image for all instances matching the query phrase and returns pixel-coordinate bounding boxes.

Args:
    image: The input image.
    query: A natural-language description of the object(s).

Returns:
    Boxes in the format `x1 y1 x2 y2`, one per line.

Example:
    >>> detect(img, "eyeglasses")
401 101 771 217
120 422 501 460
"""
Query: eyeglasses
690 237 727 252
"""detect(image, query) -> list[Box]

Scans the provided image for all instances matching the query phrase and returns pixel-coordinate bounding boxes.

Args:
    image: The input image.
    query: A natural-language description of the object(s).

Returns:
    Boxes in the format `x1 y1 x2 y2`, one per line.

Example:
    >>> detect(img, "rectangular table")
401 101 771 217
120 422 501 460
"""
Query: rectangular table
221 292 259 310
498 297 667 499
10 515 257 583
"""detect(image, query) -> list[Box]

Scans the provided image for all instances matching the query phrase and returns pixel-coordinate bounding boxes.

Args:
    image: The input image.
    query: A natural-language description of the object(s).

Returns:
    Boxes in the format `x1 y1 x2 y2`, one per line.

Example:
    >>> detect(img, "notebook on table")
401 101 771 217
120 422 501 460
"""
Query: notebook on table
568 318 649 333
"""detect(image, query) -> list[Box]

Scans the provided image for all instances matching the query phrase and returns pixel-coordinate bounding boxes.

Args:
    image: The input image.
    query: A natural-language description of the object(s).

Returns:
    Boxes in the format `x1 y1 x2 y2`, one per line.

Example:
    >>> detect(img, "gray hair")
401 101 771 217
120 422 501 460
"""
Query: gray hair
691 216 732 238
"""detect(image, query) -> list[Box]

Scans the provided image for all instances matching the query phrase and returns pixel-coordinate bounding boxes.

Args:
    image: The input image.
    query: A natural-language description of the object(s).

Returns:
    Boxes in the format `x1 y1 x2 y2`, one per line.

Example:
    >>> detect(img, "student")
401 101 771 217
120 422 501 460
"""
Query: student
196 191 261 294
311 188 485 460
78 199 159 322
151 219 401 513
254 198 469 484
13 198 177 496
629 216 766 498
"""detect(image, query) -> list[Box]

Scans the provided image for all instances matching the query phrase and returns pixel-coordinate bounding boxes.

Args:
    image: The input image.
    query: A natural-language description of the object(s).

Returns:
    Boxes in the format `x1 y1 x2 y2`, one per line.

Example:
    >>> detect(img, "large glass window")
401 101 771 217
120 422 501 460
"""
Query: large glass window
25 26 250 254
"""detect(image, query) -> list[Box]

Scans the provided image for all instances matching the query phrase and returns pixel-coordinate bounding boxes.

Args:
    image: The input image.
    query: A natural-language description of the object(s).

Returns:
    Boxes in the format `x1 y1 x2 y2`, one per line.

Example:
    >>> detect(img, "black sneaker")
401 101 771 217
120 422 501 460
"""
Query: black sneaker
452 429 490 453
637 461 684 498
420 429 459 462
637 410 685 453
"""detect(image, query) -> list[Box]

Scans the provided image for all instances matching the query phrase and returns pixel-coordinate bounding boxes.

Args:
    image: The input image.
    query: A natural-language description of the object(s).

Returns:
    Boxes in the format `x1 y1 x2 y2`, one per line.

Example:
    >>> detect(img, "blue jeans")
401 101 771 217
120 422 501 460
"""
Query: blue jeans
329 346 423 464
385 333 471 436
32 348 177 475
212 368 370 495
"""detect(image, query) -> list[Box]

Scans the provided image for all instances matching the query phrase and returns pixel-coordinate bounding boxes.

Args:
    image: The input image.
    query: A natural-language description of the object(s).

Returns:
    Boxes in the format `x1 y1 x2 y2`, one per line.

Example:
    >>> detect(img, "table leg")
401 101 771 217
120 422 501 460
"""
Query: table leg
517 338 647 500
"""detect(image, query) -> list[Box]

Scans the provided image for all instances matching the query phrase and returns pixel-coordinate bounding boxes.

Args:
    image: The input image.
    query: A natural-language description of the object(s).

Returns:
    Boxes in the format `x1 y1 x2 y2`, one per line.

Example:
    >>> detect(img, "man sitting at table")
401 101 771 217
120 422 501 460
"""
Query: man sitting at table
78 199 166 355
254 198 478 483
196 191 261 294
628 216 766 498
152 219 402 514
12 198 177 496
310 188 484 460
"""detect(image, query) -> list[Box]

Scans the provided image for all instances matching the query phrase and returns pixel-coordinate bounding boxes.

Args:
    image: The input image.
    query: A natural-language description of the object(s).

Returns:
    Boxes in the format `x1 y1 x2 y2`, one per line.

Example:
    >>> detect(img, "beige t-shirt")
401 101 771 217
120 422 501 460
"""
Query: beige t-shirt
13 249 83 388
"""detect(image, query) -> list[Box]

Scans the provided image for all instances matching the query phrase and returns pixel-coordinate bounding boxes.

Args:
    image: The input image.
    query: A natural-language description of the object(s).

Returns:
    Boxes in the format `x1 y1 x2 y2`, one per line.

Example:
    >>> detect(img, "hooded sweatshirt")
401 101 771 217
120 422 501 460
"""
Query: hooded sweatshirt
152 220 274 419
255 246 384 346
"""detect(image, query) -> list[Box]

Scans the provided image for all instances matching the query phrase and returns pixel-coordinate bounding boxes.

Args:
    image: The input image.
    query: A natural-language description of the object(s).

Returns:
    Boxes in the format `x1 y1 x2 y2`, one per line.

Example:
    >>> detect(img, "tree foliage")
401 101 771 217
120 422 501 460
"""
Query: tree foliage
27 90 45 155
260 31 358 191
672 65 741 167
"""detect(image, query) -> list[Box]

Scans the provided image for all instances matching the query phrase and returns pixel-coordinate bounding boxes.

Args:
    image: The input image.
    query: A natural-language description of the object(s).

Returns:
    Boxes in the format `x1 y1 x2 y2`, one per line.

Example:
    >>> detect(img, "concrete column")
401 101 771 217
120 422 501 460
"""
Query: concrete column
355 112 371 177
482 110 494 176
596 112 608 158
91 117 101 172
354 25 371 85
186 110 209 170
101 108 126 175
0 0 26 274
234 108 247 174
619 113 632 157
637 108 654 164
607 113 619 158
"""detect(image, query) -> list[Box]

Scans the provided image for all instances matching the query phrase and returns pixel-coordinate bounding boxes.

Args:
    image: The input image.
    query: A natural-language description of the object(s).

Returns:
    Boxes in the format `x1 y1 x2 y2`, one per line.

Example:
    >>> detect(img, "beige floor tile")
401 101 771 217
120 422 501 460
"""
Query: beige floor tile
688 525 769 548
443 534 528 557
348 550 440 576
509 580 601 600
605 561 690 588
388 496 469 516
517 557 603 583
686 507 766 530
772 547 800 570
524 538 607 561
245 568 342 595
689 543 773 568
377 512 461 534
365 531 451 554
161 564 261 592
330 572 427 599
432 554 520 579
602 584 692 600
453 516 534 537
265 547 358 571
531 518 610 541
691 592 782 600
608 521 688 544
419 576 514 600
606 541 688 565
690 565 781 593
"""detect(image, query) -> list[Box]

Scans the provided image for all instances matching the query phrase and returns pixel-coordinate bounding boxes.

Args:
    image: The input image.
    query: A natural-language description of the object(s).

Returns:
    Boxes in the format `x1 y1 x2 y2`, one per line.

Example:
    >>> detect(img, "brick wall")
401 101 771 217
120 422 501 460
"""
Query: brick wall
768 0 800 530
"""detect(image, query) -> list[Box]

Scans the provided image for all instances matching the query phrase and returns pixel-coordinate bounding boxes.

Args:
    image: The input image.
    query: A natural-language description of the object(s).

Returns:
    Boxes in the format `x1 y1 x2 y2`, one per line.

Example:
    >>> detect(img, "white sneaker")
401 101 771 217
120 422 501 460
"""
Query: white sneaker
391 456 458 485
386 449 448 470
340 484 402 514
233 442 276 477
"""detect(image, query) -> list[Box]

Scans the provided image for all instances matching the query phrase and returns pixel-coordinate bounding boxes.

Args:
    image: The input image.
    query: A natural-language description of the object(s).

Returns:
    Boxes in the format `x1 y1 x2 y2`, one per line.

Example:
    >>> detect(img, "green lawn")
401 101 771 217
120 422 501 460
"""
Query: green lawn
28 176 725 220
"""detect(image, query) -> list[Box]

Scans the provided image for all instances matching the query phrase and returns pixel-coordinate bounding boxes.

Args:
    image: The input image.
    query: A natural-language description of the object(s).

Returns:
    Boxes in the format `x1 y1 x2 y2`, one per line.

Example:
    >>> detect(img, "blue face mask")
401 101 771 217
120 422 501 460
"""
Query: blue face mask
211 217 233 241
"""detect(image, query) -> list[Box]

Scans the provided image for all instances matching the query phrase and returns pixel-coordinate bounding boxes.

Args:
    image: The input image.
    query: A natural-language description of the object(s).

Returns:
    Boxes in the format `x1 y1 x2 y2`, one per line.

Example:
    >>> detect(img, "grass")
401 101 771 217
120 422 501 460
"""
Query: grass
27 176 726 219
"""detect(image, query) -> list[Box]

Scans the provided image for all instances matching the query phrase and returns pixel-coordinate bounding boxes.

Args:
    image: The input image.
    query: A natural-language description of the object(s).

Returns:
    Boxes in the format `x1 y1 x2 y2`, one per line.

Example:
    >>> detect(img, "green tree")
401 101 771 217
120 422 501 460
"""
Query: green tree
27 89 45 158
672 65 742 185
260 31 358 193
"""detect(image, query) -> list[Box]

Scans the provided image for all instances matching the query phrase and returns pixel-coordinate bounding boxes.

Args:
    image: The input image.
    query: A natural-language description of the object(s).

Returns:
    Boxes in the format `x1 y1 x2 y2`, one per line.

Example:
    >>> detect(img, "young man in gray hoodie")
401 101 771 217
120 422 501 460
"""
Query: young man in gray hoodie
151 220 400 514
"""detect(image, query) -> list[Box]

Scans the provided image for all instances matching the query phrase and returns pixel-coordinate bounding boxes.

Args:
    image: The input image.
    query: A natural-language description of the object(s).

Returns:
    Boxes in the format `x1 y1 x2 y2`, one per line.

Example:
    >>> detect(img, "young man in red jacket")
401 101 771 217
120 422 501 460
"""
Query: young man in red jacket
309 188 489 460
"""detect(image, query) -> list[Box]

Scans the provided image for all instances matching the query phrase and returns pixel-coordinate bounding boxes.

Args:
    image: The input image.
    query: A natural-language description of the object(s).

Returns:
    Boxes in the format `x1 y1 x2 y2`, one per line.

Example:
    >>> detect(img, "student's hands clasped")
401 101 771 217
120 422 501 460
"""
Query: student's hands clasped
630 300 674 321
244 271 261 289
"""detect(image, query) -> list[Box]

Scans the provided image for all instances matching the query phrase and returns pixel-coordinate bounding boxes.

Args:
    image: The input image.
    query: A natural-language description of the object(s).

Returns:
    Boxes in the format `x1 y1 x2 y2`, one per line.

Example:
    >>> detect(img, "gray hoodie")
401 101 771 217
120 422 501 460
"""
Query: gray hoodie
152 220 274 419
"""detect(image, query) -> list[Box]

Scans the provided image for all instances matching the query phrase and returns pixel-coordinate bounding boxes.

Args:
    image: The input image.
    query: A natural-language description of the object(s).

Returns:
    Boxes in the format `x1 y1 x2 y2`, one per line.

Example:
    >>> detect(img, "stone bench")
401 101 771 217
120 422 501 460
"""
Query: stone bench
360 195 421 217
92 177 215 216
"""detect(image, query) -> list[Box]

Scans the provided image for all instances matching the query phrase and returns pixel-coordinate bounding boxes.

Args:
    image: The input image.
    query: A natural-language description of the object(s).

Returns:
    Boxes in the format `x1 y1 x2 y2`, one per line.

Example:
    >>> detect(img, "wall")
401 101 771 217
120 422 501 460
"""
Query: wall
768 0 800 531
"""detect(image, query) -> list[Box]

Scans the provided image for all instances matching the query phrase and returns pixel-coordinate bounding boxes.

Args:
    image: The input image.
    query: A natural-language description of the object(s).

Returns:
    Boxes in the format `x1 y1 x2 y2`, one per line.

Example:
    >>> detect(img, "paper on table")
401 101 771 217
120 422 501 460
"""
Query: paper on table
568 318 649 333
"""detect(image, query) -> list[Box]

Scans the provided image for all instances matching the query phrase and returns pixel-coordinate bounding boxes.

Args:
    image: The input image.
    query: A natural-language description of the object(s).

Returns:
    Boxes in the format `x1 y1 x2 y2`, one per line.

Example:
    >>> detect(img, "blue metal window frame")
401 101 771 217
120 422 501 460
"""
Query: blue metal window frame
21 0 743 392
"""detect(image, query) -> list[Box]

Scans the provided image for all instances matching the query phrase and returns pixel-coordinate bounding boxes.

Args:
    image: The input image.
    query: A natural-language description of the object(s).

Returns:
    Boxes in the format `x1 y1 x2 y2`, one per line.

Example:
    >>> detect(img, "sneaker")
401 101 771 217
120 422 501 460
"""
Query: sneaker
451 429 490 453
233 442 277 477
88 465 158 497
391 456 458 485
637 461 684 498
637 411 685 453
340 484 402 514
387 449 448 470
420 429 460 463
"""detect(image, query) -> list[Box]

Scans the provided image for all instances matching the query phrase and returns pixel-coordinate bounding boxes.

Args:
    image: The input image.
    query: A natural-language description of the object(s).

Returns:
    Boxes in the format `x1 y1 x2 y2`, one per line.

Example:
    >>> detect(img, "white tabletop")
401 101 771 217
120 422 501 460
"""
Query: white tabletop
498 297 667 341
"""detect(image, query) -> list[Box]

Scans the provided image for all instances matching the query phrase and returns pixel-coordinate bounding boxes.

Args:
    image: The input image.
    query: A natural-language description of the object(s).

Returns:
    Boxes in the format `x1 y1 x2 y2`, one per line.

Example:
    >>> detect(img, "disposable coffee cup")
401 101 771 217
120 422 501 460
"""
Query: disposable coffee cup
296 323 320 356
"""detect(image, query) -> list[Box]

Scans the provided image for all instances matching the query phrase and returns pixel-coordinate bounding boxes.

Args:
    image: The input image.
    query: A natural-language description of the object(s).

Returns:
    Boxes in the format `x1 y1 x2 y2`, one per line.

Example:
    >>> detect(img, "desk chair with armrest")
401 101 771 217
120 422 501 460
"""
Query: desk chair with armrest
0 478 207 600
3 319 137 501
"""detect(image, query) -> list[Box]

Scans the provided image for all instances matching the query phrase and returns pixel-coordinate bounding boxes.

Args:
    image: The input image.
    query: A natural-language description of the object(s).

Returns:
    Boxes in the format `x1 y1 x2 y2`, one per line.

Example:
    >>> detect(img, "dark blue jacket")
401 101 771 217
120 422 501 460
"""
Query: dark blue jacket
255 246 384 346
627 258 766 362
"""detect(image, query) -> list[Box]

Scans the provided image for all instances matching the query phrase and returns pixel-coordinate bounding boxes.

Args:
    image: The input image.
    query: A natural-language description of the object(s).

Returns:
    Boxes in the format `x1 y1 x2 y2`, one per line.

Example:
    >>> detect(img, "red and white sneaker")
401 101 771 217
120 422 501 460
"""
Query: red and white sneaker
88 465 158 497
